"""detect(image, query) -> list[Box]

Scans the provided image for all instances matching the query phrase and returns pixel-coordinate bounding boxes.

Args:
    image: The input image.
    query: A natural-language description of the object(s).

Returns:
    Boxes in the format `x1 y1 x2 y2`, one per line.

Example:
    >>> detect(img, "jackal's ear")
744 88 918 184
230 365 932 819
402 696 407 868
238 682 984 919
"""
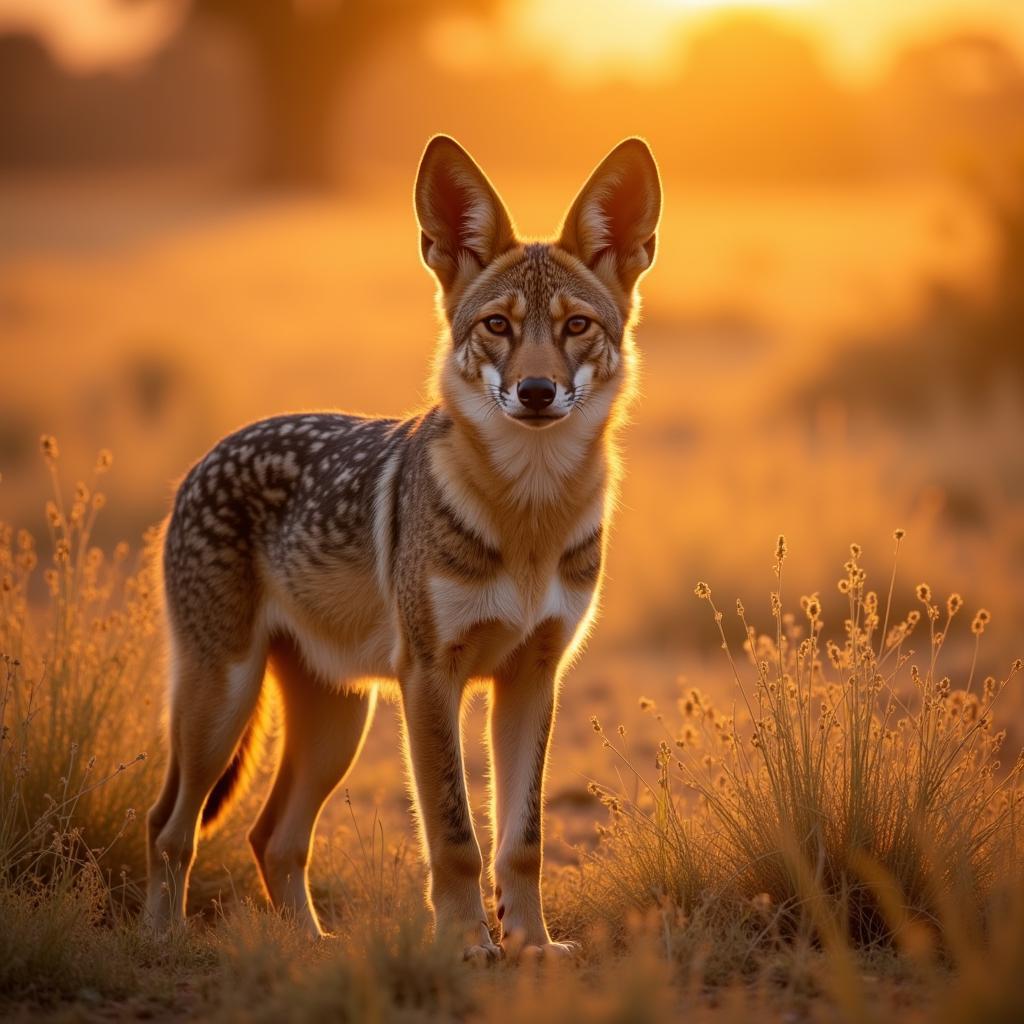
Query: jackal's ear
414 136 516 292
558 138 661 295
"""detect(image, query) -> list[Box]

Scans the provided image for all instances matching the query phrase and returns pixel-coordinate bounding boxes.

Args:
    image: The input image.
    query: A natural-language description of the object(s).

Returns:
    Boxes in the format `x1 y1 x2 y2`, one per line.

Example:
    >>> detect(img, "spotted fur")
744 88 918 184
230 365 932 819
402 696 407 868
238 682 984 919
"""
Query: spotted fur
147 136 661 959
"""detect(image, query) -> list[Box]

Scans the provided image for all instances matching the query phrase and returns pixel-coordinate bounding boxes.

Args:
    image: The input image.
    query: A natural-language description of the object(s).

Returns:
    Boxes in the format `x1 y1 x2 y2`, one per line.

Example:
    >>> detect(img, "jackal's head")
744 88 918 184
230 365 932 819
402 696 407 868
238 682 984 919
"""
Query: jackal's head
415 136 660 433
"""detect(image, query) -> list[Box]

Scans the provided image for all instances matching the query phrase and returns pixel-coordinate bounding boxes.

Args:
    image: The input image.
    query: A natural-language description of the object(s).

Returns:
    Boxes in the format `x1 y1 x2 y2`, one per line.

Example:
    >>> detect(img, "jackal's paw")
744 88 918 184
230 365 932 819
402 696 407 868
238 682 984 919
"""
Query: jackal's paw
501 928 581 961
462 939 504 966
519 939 581 962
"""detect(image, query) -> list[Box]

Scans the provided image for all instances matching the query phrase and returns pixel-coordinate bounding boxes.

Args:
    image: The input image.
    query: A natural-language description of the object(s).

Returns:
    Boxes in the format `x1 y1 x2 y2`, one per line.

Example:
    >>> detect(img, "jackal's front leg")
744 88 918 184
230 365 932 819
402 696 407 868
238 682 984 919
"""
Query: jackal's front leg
401 666 497 962
491 623 576 957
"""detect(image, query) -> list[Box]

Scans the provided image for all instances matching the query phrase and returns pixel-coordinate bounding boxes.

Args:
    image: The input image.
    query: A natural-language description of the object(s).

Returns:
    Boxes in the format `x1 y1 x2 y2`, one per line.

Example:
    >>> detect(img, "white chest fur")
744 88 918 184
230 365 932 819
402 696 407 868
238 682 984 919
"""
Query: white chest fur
428 570 595 650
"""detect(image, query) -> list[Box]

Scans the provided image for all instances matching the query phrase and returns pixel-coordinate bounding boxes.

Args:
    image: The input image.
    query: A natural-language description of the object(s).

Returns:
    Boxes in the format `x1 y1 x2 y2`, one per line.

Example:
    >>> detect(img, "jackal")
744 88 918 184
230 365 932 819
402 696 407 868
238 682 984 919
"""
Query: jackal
146 135 661 959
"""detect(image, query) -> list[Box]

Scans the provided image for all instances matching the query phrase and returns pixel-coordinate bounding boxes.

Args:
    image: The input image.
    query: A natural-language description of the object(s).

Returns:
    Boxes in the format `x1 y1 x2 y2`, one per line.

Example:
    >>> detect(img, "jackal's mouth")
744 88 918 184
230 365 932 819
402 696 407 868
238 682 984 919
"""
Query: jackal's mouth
507 410 568 428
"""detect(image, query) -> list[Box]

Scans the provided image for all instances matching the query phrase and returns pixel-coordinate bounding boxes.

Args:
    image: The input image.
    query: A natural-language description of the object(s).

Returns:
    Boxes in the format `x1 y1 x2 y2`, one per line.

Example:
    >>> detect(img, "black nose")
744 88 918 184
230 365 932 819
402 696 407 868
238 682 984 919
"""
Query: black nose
517 377 556 411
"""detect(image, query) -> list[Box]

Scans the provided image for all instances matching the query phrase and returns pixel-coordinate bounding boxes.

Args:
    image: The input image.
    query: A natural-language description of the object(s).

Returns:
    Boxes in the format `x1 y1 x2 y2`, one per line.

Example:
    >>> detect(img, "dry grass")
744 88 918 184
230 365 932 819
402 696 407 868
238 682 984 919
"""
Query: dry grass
560 534 1023 1013
1 442 155 899
1 443 1023 1021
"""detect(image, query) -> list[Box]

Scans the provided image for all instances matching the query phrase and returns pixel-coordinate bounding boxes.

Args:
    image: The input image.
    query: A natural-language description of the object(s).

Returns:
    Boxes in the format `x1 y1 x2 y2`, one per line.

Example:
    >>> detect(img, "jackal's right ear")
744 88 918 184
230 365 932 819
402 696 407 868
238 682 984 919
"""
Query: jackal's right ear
414 136 516 292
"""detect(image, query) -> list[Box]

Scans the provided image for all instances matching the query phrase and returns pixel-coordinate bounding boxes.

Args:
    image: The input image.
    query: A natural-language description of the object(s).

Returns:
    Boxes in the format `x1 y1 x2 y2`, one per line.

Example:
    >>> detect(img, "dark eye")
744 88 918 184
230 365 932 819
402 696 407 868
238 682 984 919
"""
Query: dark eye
566 316 591 335
483 315 511 335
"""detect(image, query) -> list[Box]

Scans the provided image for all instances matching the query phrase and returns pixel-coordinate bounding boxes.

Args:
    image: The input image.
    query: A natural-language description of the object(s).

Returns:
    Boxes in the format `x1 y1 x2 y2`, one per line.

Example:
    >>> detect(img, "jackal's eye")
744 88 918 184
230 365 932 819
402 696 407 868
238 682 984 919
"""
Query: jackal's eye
566 316 591 336
483 315 511 336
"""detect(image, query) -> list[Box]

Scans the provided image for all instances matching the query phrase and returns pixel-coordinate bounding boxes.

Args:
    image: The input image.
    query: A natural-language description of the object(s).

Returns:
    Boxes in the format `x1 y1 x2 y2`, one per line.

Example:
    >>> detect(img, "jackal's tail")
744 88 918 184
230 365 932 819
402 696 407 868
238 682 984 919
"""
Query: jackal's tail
200 689 269 834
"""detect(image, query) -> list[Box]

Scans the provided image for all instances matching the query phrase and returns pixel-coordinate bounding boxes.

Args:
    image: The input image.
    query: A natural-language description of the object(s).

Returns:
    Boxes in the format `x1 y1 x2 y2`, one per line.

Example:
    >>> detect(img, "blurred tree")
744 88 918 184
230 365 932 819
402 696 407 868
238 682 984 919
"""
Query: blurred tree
189 0 502 186
880 33 1024 174
888 32 1024 106
666 14 867 180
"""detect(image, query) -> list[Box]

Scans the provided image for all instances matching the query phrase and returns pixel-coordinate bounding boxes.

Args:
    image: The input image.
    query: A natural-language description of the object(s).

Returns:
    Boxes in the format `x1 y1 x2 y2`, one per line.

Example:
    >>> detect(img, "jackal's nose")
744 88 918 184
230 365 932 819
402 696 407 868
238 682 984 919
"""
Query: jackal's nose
517 377 556 411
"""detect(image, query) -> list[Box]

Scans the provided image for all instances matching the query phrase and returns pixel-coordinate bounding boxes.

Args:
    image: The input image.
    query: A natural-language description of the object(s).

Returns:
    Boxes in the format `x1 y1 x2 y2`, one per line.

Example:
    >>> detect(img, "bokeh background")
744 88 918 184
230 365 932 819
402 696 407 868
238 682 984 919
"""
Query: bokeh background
2 0 1023 856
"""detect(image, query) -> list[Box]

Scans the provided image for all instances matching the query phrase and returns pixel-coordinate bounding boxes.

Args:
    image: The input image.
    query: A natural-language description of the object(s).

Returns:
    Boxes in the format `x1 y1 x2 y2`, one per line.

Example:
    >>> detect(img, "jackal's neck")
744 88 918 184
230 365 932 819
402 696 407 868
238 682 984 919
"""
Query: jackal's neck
430 399 614 550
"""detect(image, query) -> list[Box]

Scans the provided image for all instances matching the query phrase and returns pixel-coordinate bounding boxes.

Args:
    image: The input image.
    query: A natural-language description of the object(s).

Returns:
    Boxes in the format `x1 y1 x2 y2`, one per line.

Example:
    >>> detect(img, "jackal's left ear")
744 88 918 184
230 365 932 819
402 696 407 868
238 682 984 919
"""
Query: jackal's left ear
414 135 516 293
558 138 661 295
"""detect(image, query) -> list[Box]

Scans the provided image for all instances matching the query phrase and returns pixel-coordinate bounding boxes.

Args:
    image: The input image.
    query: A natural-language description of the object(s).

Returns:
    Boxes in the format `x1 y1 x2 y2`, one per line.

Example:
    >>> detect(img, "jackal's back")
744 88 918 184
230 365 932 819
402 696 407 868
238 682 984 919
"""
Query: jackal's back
163 412 412 659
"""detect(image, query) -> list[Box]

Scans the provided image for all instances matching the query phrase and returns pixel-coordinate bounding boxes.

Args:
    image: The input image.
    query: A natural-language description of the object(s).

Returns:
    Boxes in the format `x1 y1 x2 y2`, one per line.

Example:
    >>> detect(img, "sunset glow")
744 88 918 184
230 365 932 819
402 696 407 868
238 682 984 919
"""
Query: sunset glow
658 0 805 8
3 0 1024 80
491 0 1024 84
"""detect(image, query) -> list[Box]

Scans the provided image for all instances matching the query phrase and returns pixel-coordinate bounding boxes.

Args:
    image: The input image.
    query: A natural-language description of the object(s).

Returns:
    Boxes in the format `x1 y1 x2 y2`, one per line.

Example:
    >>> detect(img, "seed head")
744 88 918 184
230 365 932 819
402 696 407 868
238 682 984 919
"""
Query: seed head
639 697 655 712
850 542 862 559
694 581 711 600
916 583 931 604
40 435 59 461
893 528 906 541
775 534 787 562
947 593 963 616
971 609 991 635
95 449 113 473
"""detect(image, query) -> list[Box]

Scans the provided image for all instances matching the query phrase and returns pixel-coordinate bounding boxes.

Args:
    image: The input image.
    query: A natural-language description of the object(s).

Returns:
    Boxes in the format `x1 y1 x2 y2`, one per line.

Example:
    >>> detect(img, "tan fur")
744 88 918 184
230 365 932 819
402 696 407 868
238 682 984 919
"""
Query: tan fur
146 135 661 959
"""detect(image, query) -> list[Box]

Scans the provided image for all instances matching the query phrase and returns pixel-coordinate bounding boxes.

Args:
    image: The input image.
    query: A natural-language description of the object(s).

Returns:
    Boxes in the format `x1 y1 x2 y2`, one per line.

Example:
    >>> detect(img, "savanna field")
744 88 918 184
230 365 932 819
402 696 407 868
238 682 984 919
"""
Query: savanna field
4 1 1024 1020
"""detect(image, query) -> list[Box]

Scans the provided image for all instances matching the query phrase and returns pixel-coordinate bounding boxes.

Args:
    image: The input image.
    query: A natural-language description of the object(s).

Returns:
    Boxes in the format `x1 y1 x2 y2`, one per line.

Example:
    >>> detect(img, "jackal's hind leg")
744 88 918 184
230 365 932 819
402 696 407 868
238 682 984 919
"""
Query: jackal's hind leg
146 642 266 930
248 635 376 937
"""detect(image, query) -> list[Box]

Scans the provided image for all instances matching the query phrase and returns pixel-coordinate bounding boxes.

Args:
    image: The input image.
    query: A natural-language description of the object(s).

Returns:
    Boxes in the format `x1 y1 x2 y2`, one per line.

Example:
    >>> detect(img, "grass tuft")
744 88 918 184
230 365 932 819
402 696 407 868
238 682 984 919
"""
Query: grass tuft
567 533 1023 999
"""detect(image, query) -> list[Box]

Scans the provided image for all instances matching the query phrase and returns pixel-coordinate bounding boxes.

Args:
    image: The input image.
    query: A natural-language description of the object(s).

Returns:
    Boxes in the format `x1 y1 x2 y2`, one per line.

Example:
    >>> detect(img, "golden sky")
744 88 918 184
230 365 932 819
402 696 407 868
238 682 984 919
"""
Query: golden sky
500 0 1024 83
2 0 1024 79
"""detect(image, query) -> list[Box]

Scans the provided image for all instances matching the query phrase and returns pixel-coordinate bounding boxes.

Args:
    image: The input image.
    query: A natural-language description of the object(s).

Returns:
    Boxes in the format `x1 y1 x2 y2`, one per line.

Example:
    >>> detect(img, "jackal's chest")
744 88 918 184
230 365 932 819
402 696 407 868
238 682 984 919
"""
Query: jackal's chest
427 567 594 657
